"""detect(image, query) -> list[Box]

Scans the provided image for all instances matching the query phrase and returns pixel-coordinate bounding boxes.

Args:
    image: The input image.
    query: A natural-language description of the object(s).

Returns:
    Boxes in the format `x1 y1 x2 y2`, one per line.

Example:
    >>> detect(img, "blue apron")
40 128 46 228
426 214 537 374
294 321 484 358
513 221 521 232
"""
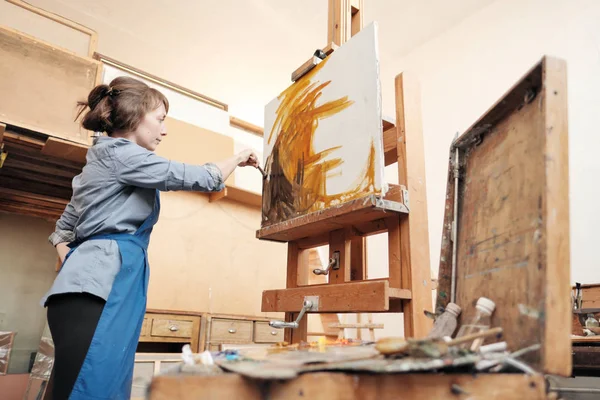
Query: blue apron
64 190 160 400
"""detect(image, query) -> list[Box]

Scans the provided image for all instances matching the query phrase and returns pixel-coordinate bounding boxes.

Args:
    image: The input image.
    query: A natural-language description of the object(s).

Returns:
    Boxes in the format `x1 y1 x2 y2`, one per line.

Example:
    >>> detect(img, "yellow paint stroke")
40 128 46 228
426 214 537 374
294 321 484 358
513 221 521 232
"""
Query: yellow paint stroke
263 57 377 223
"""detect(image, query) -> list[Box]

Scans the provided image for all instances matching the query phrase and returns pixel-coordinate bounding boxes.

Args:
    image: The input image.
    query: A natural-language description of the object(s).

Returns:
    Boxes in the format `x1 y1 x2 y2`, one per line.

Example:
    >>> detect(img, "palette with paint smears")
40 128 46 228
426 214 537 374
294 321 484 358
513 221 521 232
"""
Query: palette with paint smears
261 22 387 229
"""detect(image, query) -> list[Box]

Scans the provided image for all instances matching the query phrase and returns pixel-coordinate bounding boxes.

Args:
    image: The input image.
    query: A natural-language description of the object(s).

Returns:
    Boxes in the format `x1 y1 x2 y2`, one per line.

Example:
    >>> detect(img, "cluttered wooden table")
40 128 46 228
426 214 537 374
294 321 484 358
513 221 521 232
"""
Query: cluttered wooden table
138 0 573 395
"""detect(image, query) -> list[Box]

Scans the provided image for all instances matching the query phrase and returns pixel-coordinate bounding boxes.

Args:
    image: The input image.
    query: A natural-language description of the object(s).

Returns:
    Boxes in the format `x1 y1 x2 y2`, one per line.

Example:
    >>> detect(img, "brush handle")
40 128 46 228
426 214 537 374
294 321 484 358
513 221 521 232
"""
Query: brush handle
447 327 503 346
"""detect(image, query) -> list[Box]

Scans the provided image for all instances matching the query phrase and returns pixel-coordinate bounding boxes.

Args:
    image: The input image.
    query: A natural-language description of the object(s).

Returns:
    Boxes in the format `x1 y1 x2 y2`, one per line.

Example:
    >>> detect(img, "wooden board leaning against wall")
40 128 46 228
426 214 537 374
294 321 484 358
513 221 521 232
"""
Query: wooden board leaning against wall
147 117 287 317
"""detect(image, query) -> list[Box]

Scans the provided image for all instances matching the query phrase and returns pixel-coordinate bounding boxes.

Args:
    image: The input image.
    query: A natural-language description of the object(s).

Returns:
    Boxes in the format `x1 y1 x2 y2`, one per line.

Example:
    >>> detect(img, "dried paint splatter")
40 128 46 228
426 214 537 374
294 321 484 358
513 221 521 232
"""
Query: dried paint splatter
262 57 377 225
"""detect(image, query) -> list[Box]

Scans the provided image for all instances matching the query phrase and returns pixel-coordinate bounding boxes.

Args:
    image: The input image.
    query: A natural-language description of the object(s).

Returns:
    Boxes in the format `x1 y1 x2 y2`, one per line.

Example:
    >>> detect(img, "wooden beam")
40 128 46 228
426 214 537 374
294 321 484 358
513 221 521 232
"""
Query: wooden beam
395 73 433 338
328 323 383 329
541 56 571 376
229 116 263 137
0 187 68 206
0 123 5 144
327 0 363 47
262 280 411 313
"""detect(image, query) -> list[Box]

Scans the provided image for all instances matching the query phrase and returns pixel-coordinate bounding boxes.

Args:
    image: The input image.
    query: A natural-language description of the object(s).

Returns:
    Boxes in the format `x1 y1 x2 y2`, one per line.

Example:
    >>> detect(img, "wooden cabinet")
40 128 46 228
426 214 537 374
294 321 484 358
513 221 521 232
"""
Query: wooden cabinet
138 310 284 353
139 309 202 352
204 313 283 352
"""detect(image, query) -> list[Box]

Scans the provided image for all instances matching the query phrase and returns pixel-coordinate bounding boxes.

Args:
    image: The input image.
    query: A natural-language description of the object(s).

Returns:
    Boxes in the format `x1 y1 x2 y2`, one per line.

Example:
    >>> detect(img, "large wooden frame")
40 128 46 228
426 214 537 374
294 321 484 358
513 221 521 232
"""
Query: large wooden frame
435 56 571 376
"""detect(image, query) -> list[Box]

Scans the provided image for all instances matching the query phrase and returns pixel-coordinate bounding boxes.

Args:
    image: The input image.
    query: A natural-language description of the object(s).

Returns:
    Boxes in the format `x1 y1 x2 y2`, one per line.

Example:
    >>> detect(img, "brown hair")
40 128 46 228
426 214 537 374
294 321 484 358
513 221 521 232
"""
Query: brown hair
76 76 169 135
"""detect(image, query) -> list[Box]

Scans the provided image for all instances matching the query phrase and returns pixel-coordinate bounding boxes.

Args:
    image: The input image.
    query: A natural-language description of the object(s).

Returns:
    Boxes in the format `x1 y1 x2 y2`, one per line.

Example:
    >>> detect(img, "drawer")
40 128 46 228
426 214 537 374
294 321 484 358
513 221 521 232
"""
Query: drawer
151 318 194 339
210 319 253 342
254 322 284 343
140 318 151 337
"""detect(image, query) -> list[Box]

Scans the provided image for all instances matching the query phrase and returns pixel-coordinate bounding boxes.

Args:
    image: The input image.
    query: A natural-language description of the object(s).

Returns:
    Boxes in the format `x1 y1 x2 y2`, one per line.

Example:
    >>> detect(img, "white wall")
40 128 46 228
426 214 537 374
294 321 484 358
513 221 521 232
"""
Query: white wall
368 0 600 285
0 214 56 373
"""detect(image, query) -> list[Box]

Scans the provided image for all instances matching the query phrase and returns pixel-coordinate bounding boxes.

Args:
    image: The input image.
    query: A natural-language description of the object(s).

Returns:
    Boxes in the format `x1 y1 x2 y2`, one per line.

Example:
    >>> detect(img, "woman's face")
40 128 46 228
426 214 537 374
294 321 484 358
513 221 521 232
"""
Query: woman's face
132 104 167 151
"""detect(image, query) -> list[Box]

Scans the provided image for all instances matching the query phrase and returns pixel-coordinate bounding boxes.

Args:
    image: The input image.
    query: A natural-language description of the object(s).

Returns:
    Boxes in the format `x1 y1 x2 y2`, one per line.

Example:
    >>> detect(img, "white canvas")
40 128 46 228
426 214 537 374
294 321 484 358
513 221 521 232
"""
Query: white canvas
262 22 387 225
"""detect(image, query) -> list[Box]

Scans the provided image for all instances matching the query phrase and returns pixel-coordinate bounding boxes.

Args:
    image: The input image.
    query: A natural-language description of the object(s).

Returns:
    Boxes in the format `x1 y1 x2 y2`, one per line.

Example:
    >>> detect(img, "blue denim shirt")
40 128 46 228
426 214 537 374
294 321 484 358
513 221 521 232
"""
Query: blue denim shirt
41 136 224 306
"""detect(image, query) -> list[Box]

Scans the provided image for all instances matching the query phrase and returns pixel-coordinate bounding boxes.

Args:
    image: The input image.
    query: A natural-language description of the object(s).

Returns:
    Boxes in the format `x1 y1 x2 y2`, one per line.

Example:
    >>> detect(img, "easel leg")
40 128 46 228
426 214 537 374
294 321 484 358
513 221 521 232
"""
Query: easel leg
395 73 433 338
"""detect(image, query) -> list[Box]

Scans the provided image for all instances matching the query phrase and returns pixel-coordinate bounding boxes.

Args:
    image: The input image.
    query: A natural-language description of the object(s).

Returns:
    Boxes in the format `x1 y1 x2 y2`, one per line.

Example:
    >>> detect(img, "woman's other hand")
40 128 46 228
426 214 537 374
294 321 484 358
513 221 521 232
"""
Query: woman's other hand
56 242 70 263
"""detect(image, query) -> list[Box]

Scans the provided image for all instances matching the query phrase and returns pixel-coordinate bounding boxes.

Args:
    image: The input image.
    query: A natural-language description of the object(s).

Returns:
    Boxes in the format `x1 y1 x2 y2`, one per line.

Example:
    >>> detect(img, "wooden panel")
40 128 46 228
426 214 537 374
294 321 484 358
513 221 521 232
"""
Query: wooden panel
156 117 234 185
576 284 600 309
256 195 408 243
262 280 411 313
395 73 433 338
41 137 89 164
148 372 547 400
140 318 151 337
435 57 570 376
210 319 253 343
151 318 194 339
0 27 100 144
254 322 284 343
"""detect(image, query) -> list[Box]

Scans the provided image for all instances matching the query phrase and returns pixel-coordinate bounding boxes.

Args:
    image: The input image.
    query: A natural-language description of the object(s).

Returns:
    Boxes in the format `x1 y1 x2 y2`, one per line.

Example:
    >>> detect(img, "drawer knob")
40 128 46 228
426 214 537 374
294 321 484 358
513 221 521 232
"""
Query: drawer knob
271 331 277 335
169 325 179 332
228 328 237 334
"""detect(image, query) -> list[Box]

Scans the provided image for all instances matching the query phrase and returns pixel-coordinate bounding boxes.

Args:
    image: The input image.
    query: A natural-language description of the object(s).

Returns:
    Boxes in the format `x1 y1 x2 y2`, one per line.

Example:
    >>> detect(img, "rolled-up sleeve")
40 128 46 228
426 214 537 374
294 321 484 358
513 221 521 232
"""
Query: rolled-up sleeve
112 141 225 192
48 200 78 246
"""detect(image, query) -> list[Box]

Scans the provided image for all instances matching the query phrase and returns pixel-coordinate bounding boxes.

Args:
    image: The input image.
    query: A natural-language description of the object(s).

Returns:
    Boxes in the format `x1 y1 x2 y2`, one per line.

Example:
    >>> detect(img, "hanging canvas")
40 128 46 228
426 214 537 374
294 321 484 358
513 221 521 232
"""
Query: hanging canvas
261 22 387 226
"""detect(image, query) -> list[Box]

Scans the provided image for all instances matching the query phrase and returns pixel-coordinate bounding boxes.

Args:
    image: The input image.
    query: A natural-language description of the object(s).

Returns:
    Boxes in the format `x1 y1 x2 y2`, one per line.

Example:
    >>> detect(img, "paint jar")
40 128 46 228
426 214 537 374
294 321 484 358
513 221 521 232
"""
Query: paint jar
455 297 496 351
585 314 599 329
426 303 462 339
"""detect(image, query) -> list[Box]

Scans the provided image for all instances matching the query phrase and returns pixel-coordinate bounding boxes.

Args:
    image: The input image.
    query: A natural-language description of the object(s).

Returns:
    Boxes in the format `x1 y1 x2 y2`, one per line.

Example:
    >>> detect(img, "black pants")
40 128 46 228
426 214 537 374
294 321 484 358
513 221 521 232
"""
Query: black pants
46 293 106 400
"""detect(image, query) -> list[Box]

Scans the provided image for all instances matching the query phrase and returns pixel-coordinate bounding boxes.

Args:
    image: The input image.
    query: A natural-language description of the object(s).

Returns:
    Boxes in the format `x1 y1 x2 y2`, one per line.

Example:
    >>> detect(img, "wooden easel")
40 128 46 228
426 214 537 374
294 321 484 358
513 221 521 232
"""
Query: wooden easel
257 0 433 343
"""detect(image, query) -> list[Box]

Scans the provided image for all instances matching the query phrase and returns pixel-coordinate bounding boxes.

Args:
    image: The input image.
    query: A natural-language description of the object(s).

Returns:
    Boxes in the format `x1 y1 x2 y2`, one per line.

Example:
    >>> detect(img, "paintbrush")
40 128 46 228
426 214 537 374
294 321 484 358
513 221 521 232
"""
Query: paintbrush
375 327 503 358
256 165 267 179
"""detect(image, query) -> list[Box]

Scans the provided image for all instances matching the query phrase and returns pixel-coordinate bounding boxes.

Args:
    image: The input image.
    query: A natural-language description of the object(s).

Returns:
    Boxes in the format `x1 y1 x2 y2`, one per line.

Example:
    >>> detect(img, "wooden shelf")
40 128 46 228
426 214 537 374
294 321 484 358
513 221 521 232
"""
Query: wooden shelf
208 185 262 208
256 186 408 243
0 125 84 220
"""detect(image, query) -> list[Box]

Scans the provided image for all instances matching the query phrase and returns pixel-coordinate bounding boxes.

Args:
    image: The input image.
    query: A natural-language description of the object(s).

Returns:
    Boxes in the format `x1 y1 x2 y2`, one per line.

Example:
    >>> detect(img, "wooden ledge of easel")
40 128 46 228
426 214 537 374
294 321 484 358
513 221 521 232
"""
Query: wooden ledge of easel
262 279 411 313
147 372 548 400
208 185 262 208
257 186 408 243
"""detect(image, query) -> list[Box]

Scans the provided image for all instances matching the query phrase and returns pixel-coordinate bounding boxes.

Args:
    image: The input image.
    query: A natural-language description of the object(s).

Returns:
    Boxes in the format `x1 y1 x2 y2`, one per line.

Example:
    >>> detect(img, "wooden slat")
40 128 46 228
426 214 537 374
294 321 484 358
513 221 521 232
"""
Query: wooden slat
291 55 322 82
229 116 263 137
328 323 383 329
2 156 79 178
0 187 67 207
2 131 45 150
350 235 366 281
383 126 398 166
0 123 5 143
94 53 228 112
41 137 89 164
541 56 571 376
0 175 72 199
395 73 433 338
148 372 547 400
262 280 411 313
257 195 408 243
1 167 73 188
